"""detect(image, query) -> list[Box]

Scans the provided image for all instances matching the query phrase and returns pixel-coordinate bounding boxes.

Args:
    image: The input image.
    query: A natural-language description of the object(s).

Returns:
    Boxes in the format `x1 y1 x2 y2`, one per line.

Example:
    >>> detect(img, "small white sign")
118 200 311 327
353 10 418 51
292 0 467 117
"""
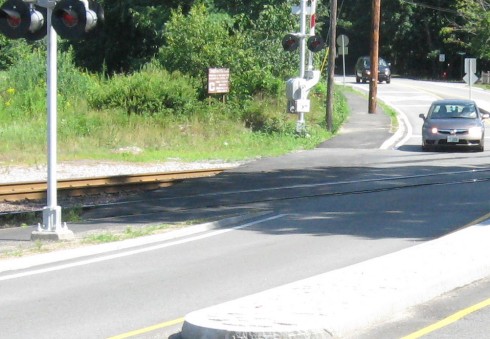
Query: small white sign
464 58 477 74
463 73 479 85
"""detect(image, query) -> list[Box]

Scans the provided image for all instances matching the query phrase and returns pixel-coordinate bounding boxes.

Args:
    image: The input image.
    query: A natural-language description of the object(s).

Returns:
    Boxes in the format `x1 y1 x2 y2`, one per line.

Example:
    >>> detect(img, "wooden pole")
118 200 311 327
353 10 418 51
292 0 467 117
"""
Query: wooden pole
326 0 337 131
369 0 381 114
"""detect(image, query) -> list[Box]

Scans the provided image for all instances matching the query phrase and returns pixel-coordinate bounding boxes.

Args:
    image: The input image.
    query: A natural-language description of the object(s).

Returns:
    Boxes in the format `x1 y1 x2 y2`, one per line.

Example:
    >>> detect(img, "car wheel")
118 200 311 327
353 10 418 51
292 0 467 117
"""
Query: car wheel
386 76 391 84
356 76 360 83
422 141 432 152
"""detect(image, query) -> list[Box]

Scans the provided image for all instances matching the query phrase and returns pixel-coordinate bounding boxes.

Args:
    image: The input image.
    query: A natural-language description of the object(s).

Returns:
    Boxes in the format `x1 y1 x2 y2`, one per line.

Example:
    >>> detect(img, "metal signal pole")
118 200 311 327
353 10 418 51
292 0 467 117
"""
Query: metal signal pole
326 0 337 131
31 6 74 241
369 0 381 113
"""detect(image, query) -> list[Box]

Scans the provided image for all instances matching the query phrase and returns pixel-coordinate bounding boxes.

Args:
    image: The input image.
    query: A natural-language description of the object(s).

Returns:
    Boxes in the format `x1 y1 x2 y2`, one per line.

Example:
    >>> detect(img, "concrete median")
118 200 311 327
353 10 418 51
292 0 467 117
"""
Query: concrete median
182 221 490 338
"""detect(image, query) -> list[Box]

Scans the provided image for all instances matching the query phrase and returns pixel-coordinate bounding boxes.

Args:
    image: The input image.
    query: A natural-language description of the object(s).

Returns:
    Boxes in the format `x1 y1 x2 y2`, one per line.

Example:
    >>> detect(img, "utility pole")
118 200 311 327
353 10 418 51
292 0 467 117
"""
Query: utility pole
326 0 337 131
369 0 381 114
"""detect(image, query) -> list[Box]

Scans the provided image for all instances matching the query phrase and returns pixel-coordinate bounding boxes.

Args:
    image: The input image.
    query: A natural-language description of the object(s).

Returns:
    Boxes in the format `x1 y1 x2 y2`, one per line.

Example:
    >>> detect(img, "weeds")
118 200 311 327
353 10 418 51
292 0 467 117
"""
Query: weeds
82 224 173 244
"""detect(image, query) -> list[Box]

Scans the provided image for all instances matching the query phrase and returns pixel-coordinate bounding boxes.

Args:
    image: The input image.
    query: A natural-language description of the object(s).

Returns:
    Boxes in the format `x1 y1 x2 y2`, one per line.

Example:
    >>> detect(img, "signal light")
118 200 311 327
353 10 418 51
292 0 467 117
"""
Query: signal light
0 0 46 40
282 34 299 52
0 0 103 40
307 35 325 53
52 0 104 40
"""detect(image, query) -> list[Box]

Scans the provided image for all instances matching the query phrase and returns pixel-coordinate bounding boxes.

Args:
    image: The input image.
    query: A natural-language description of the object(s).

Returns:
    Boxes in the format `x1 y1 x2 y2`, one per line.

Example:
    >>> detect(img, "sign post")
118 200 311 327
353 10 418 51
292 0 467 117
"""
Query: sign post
337 34 349 84
463 58 478 100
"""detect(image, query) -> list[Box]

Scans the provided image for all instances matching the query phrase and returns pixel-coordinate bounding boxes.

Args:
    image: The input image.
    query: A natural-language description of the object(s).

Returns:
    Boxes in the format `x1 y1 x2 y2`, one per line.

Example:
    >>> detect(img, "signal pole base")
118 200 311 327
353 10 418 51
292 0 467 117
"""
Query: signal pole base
31 206 74 241
31 228 74 241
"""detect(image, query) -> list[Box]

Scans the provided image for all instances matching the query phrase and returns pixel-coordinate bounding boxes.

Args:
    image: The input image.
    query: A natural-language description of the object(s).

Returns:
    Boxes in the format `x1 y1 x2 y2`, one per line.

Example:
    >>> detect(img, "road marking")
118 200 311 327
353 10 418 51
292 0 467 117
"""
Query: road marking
0 214 286 281
107 317 185 338
401 297 490 339
459 212 490 230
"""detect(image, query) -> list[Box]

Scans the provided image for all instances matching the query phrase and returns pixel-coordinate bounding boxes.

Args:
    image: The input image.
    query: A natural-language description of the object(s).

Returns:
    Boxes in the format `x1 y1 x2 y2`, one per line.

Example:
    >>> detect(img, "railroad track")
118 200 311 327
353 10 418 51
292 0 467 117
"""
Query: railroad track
0 168 227 202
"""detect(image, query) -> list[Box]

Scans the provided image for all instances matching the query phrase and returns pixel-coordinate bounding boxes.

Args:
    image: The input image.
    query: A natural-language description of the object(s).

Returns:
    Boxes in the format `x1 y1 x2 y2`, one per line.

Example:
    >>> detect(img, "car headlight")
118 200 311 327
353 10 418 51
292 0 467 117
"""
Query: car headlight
384 69 390 75
431 127 438 134
468 127 482 137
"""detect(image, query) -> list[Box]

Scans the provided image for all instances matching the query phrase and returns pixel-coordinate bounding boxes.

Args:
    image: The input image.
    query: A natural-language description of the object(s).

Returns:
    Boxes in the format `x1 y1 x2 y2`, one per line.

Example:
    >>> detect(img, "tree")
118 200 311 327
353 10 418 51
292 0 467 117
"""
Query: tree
445 1 490 64
63 0 188 74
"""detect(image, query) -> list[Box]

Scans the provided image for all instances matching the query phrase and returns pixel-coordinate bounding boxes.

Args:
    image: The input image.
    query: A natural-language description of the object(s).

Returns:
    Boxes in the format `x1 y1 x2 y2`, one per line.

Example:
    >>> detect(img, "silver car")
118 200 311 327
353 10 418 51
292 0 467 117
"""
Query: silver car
419 99 489 152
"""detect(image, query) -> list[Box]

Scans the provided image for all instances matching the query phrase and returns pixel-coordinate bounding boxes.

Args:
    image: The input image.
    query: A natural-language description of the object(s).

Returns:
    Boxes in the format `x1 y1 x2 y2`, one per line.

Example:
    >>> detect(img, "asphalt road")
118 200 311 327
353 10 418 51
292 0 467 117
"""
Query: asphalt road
348 275 490 339
1 78 490 338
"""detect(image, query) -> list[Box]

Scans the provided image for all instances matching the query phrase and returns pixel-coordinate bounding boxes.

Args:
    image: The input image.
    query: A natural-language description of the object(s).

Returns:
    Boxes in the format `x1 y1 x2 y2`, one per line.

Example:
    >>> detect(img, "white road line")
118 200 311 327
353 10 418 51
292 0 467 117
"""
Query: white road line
0 214 286 281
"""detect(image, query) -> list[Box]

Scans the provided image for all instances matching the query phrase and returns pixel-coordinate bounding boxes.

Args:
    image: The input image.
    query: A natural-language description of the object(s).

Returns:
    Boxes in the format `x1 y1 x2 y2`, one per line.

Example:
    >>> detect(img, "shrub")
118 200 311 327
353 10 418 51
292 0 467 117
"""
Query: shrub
2 47 93 119
240 98 294 134
88 64 199 116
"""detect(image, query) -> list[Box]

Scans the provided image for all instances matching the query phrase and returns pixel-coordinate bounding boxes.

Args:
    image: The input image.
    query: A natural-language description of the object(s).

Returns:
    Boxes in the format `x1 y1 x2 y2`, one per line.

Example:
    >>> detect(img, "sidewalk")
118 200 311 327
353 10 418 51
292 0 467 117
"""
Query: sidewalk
317 90 394 149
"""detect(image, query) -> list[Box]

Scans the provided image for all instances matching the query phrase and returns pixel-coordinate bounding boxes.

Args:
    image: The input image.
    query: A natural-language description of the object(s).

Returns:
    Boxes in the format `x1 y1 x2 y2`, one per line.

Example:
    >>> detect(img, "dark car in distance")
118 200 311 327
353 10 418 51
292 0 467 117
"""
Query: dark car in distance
419 99 489 152
355 56 391 84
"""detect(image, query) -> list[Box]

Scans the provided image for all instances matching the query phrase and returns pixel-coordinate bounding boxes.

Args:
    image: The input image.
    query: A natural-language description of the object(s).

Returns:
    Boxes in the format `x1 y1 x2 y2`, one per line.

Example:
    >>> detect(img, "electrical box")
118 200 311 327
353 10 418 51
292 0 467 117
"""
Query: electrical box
287 99 310 113
286 78 306 100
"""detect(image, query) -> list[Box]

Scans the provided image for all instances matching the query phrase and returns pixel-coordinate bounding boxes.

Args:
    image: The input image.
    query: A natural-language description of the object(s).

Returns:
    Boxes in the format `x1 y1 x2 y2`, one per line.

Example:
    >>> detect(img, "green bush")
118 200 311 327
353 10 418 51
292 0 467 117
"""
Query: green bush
88 65 199 116
240 98 294 134
1 47 94 120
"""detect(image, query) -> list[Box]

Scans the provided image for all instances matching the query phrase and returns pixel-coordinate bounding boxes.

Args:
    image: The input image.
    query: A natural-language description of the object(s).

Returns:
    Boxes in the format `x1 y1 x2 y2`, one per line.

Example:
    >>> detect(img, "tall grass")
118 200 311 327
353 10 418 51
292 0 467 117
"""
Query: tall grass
0 52 348 165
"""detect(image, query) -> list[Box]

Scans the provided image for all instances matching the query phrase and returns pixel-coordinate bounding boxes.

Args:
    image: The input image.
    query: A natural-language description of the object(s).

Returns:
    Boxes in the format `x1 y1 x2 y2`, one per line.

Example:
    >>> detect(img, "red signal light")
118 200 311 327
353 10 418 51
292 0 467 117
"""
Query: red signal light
282 34 299 52
307 35 325 53
6 12 20 27
0 0 47 40
52 0 104 40
61 10 78 27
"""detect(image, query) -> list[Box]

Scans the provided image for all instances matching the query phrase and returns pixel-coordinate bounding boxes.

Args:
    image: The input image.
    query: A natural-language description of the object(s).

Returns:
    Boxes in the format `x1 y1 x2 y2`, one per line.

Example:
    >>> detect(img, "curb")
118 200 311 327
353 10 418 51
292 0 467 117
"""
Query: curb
181 221 490 338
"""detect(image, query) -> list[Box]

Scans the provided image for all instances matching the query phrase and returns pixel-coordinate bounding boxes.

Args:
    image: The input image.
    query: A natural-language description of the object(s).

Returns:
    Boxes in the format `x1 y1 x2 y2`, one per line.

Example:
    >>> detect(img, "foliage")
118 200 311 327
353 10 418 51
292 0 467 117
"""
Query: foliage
445 0 490 67
338 0 465 78
0 39 43 71
88 63 198 116
61 0 182 74
158 5 236 86
158 3 299 99
1 47 93 119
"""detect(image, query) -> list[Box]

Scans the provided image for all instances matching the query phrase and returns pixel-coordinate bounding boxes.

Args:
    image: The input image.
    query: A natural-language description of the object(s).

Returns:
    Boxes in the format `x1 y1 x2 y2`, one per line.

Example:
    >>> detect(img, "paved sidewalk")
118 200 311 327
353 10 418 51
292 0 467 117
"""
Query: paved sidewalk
317 90 394 149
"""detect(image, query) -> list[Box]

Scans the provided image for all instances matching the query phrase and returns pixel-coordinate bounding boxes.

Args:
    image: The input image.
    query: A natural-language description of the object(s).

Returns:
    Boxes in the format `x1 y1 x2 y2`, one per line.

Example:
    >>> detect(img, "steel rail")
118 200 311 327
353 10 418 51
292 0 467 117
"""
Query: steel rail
0 168 227 202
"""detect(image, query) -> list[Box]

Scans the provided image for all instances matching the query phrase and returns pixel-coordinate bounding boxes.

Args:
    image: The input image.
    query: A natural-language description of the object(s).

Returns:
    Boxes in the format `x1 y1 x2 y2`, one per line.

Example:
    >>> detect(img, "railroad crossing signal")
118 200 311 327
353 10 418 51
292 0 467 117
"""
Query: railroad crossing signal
306 35 325 53
0 0 104 238
0 0 103 40
52 0 104 39
0 0 47 40
282 33 300 52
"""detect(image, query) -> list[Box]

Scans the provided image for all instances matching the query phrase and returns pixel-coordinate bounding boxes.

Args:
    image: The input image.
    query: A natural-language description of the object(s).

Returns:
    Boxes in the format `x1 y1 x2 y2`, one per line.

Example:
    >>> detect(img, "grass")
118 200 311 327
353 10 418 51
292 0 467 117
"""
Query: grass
0 89 344 166
82 225 175 244
0 223 182 259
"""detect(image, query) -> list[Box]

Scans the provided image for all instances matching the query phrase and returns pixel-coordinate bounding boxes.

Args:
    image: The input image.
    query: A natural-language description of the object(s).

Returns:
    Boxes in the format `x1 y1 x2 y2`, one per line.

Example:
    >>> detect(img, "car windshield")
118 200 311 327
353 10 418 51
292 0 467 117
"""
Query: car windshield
362 58 387 67
429 103 477 119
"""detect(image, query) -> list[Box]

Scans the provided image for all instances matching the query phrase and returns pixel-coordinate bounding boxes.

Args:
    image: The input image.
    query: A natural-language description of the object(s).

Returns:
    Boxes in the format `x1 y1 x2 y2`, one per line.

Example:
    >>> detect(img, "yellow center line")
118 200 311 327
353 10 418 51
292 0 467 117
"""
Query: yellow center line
107 317 185 339
401 298 490 339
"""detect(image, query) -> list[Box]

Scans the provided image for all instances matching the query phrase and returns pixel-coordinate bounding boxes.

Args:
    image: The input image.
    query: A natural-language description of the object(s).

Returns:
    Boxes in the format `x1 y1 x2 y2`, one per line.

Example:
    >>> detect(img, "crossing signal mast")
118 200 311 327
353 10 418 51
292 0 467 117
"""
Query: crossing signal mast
283 0 324 134
0 0 104 240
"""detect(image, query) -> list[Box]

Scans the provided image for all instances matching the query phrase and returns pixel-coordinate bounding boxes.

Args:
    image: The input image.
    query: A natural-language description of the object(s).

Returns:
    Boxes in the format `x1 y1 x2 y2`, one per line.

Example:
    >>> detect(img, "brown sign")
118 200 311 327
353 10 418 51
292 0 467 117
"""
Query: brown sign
208 68 230 94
